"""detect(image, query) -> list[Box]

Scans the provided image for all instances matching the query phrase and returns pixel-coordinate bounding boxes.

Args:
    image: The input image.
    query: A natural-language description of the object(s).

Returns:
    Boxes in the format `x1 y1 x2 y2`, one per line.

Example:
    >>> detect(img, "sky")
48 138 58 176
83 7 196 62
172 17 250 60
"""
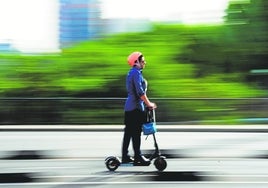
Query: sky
101 0 229 23
0 0 59 53
0 0 229 53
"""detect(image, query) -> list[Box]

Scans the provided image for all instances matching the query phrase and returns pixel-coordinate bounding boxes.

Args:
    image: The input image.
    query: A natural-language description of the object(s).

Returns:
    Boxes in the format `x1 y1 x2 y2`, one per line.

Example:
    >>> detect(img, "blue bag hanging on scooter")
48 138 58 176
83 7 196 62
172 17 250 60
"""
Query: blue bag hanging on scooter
142 109 157 135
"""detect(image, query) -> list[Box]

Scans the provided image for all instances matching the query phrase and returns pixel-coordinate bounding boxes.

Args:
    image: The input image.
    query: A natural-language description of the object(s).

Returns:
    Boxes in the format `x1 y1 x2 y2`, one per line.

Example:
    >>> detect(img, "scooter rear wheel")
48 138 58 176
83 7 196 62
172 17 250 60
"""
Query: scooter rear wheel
154 156 167 171
105 156 120 171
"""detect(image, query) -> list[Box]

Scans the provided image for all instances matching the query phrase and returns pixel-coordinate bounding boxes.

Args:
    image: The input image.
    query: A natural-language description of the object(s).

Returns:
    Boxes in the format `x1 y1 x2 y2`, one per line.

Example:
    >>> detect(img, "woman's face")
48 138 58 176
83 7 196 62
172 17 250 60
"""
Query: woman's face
139 56 146 69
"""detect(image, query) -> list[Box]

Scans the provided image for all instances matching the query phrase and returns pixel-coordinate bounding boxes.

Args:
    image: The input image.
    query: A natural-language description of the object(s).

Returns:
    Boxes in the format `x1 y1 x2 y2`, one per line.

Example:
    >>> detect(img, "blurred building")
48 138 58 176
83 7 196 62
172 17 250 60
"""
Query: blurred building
59 0 101 48
102 18 152 35
0 43 12 52
0 42 17 54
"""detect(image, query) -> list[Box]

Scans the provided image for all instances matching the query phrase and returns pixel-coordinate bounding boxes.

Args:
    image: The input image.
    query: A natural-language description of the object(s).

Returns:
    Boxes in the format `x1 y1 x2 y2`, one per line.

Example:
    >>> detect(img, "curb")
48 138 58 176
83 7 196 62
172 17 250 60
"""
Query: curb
1 125 268 133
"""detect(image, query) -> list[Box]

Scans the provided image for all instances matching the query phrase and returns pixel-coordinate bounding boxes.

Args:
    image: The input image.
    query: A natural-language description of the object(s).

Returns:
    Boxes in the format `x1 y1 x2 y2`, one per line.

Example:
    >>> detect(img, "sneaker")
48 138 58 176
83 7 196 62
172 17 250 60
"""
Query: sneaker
121 155 134 163
134 155 150 166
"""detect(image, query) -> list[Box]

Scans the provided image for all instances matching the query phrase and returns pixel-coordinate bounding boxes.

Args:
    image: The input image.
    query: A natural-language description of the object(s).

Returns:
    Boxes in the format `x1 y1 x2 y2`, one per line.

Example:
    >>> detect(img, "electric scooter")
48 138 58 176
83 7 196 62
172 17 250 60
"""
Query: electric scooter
105 109 167 171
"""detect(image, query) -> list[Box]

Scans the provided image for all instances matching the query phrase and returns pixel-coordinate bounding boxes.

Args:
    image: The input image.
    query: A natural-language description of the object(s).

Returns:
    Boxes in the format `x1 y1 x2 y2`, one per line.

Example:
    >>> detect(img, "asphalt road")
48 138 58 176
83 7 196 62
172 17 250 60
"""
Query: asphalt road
0 127 268 187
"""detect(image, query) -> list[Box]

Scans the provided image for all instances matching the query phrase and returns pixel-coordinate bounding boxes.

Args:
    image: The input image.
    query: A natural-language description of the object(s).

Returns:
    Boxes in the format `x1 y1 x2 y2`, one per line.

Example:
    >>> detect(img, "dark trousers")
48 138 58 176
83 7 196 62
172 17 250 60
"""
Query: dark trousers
122 109 145 159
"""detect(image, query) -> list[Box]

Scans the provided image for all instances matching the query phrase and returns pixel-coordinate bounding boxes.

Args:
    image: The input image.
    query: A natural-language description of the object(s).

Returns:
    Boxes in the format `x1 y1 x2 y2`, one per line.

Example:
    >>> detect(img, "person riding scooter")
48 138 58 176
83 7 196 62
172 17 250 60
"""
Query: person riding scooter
122 51 157 165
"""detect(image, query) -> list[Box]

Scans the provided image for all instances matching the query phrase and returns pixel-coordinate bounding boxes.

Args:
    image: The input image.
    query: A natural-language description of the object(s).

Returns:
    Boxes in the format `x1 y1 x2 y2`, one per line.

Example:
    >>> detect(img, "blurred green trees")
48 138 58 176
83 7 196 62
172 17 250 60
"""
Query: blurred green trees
1 24 264 99
179 0 268 75
225 0 268 71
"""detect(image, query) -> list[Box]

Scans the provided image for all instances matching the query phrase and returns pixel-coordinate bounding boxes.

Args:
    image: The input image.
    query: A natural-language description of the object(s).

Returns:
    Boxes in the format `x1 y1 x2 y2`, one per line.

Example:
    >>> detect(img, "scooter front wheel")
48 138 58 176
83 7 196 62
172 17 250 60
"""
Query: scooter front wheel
105 156 120 171
154 156 167 171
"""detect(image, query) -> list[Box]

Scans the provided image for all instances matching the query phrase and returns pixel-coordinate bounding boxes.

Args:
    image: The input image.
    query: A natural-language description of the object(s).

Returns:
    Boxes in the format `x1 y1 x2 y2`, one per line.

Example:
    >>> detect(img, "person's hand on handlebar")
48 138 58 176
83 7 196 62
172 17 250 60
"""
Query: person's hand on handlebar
147 102 157 110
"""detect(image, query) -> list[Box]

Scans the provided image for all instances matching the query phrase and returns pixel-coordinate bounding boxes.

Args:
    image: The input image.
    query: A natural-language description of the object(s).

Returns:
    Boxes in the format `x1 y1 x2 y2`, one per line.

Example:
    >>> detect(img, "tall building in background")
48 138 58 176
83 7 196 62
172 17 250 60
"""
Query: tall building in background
59 0 101 48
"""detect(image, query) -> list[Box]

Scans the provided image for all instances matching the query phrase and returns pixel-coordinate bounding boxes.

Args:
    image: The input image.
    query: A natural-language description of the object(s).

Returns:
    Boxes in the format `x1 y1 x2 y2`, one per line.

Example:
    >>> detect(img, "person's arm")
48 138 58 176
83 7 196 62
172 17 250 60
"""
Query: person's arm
132 70 156 109
140 94 156 109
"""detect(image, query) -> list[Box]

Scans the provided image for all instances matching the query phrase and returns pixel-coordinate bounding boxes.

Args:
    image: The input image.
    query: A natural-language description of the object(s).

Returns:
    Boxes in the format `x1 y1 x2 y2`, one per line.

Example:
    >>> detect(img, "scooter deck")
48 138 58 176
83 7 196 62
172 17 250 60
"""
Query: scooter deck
120 162 151 167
